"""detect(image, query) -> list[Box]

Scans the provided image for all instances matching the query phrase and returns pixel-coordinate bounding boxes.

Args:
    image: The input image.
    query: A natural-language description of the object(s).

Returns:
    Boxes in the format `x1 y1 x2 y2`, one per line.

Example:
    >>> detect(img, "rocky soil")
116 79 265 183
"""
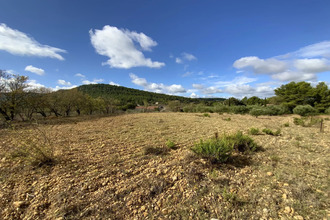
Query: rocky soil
0 112 329 219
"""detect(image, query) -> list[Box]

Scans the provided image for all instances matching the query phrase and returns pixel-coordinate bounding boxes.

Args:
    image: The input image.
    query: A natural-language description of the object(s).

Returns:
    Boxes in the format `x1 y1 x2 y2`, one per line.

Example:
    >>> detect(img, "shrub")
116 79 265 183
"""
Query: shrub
165 140 176 149
191 131 257 163
203 113 210 117
325 107 330 115
283 122 290 127
293 105 317 116
249 127 260 135
214 105 230 114
10 130 55 167
249 108 267 118
230 106 249 114
262 128 281 136
293 117 322 127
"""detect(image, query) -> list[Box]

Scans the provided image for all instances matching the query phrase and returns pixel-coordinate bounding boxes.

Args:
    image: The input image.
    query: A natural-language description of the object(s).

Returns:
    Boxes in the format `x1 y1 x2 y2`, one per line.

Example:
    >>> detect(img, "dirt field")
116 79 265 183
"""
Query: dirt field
0 112 329 219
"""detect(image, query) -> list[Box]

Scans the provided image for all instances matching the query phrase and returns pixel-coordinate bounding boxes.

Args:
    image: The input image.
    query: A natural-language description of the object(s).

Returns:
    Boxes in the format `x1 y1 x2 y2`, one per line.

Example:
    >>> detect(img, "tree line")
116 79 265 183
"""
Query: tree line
1 70 330 122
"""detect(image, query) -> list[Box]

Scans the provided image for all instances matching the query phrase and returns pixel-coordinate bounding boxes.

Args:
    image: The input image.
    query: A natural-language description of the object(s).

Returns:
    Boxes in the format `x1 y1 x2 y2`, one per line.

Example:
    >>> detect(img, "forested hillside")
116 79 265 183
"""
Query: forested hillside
77 84 225 105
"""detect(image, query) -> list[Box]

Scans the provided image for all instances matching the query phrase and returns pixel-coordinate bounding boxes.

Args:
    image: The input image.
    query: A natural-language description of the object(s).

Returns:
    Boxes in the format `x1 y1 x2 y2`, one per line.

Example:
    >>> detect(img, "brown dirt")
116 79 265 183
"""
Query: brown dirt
0 112 329 219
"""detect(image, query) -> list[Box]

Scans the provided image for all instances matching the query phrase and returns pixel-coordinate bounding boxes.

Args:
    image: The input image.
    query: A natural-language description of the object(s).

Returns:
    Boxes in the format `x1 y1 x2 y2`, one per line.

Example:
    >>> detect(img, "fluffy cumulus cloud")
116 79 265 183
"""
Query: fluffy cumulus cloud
233 41 330 82
0 23 66 60
82 78 104 85
109 81 120 86
26 80 46 90
57 79 72 86
129 73 186 94
294 58 330 73
24 65 45 76
89 25 165 69
233 57 287 74
225 84 274 98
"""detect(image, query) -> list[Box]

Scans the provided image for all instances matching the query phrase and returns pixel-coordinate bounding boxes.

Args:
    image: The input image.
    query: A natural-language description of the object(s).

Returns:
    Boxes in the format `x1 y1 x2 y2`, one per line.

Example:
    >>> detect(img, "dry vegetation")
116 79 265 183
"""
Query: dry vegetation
0 112 329 219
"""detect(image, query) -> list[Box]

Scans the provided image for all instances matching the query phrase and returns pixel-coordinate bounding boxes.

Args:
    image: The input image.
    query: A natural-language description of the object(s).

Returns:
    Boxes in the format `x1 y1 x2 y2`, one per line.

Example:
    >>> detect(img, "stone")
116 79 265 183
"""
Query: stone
294 215 304 220
267 172 273 176
284 206 291 214
282 194 287 199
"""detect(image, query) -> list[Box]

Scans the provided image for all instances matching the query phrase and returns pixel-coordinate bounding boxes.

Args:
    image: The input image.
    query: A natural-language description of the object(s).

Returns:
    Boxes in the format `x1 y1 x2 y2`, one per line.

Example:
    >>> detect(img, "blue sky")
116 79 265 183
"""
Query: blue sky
1 0 330 98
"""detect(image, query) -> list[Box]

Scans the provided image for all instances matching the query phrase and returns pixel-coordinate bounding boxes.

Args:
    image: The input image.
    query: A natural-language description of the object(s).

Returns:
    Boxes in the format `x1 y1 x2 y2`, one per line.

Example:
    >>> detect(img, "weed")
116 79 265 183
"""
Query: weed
248 127 260 135
165 140 177 149
262 128 281 136
293 117 322 127
283 122 290 127
191 131 258 163
203 113 210 117
223 117 231 121
10 135 55 168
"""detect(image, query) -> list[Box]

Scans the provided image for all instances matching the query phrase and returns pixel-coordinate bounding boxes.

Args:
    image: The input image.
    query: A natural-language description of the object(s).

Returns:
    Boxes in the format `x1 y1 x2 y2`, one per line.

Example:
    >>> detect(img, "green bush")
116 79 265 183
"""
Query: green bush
214 105 230 114
203 113 211 117
293 105 317 116
230 106 249 114
191 131 257 163
249 108 267 118
262 128 281 136
248 127 260 135
166 140 176 149
325 107 330 115
283 122 290 127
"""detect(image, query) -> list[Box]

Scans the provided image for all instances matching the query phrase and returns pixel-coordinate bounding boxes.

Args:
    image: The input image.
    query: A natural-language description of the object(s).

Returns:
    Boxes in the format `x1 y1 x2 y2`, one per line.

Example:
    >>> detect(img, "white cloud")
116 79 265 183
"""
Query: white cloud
293 41 330 58
215 76 258 87
192 84 222 95
233 41 330 82
0 23 66 60
175 58 183 64
271 71 317 82
225 84 274 98
182 71 193 77
57 79 72 86
182 52 197 61
233 56 287 74
129 73 186 94
26 80 46 90
24 65 45 76
82 78 104 85
89 25 164 69
175 52 197 64
109 81 120 86
190 93 198 98
75 73 85 78
192 84 204 90
53 85 77 91
294 58 330 73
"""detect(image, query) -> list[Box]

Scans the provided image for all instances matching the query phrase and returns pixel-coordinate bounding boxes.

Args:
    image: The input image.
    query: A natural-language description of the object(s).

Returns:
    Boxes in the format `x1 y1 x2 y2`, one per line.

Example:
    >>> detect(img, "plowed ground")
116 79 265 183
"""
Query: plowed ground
0 112 329 219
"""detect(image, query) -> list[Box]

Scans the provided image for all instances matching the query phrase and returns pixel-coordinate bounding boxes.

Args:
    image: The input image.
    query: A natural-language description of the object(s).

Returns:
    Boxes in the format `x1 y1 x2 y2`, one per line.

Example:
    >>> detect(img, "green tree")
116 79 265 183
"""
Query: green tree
274 81 314 111
313 82 330 113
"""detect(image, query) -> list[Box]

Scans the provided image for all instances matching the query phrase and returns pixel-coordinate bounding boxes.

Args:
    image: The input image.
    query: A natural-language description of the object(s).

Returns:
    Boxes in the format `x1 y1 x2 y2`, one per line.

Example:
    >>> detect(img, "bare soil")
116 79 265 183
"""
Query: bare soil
0 112 329 219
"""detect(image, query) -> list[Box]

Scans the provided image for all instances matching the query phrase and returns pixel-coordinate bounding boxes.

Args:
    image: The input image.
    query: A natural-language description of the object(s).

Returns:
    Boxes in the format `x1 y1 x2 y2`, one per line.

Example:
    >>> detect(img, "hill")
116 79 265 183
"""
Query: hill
77 84 225 105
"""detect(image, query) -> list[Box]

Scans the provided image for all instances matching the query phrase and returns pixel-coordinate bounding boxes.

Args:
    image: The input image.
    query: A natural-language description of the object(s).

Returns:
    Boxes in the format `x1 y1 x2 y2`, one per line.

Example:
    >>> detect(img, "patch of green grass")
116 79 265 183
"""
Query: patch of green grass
202 113 210 117
293 117 322 127
248 127 260 135
262 128 281 136
165 140 177 149
191 131 258 163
